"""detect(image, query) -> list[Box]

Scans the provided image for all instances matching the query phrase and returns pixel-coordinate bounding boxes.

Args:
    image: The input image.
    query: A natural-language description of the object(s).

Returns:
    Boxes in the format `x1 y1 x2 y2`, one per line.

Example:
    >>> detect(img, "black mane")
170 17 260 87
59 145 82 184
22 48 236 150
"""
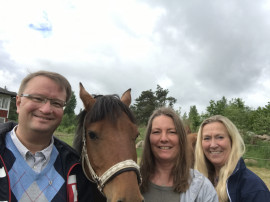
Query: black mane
73 94 136 154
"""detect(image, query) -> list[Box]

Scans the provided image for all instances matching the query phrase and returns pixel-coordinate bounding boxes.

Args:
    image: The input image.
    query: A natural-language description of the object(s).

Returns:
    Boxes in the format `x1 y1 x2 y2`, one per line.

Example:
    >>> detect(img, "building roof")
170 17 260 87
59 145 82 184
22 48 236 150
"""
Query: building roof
0 87 17 97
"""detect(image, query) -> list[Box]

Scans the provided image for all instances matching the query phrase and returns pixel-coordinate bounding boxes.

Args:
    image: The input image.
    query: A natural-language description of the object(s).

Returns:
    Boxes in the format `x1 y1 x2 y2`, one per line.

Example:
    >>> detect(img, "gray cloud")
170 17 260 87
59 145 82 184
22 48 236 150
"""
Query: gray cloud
1 0 269 114
137 0 270 111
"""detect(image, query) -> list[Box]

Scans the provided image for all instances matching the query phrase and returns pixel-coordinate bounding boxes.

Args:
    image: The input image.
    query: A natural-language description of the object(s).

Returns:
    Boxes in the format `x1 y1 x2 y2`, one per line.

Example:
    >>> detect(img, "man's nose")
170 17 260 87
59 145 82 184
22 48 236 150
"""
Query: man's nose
39 101 53 113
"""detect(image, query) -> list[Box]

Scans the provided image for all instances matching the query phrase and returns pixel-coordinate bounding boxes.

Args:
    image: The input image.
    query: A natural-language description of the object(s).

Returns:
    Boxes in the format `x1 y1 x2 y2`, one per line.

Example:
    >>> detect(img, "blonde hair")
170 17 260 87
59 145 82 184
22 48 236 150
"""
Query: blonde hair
194 115 245 202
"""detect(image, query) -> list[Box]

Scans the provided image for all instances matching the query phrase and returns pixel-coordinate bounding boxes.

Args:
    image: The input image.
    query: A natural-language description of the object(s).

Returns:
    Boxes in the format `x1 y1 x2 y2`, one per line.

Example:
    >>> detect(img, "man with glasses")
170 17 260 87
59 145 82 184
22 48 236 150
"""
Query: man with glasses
0 71 95 201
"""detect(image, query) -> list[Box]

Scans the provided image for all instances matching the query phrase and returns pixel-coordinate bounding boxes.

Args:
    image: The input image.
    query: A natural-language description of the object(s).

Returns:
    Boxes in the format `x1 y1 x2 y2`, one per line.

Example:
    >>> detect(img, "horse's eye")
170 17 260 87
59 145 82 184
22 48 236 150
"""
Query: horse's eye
88 131 98 140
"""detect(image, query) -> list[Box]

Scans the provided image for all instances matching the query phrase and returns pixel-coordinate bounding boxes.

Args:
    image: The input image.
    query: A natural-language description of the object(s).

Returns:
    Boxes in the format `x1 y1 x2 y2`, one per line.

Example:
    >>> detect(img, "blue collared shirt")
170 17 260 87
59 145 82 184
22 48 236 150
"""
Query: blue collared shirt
10 125 54 173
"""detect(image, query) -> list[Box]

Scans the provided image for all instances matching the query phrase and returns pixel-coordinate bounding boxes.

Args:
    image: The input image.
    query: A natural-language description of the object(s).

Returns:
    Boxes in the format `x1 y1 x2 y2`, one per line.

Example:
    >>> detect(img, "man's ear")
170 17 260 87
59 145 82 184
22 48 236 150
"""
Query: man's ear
16 95 21 114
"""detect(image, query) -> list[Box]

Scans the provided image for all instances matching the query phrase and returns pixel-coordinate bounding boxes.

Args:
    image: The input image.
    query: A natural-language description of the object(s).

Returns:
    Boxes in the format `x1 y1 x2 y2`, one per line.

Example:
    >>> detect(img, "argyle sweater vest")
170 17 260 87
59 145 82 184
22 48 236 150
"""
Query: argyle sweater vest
5 132 66 201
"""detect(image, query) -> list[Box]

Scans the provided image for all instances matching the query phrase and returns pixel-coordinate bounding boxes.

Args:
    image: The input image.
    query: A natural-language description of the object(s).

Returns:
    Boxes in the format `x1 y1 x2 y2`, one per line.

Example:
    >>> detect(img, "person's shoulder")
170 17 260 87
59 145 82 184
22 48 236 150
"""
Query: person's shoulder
0 121 17 135
191 169 213 187
242 167 269 189
53 136 80 158
189 169 215 191
185 169 218 202
191 169 208 181
231 166 270 200
229 162 269 193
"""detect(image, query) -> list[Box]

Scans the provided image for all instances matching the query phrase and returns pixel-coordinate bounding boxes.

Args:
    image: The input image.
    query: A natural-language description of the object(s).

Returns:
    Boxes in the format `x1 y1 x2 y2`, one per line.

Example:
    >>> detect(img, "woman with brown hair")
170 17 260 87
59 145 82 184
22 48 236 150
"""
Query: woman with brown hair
140 107 218 202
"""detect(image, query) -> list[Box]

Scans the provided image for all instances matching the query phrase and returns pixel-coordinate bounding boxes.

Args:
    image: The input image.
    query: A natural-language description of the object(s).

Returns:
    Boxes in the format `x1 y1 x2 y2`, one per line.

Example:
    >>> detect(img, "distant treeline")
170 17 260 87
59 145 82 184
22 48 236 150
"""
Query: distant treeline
8 87 270 136
130 85 270 136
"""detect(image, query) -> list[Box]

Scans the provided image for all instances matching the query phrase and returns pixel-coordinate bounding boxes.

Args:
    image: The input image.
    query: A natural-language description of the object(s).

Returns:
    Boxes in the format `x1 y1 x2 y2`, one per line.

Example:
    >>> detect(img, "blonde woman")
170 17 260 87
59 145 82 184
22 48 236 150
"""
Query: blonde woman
140 107 218 202
195 115 269 202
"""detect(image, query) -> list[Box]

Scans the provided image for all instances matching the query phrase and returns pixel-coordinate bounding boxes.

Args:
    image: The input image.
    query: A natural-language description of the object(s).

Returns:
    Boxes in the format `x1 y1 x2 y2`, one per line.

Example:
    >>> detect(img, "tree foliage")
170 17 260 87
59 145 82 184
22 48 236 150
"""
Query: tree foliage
188 105 200 132
206 96 227 116
131 85 177 125
130 89 156 125
223 98 252 131
250 102 270 135
8 97 18 121
201 97 270 135
64 91 77 115
57 91 77 134
155 85 177 107
131 86 270 136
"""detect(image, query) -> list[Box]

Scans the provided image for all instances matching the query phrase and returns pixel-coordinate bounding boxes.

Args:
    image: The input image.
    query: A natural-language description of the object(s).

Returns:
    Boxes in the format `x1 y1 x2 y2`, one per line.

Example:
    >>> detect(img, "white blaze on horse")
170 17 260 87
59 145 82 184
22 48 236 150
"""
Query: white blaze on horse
73 83 144 202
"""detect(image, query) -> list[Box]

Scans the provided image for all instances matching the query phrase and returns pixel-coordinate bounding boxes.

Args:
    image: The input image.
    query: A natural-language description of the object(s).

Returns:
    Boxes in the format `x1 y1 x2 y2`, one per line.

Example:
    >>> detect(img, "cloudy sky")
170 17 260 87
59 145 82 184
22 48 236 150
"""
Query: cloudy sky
0 0 270 115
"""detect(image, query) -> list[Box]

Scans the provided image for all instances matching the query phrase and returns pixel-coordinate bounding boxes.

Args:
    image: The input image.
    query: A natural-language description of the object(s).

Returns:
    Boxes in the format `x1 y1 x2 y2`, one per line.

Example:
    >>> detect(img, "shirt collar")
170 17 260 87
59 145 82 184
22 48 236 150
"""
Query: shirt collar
11 125 54 161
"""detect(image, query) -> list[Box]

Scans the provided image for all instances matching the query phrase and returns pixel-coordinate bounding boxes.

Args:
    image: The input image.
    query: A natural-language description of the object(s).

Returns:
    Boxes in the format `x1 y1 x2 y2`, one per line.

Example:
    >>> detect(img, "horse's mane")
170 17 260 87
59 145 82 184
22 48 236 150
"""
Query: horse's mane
73 94 136 155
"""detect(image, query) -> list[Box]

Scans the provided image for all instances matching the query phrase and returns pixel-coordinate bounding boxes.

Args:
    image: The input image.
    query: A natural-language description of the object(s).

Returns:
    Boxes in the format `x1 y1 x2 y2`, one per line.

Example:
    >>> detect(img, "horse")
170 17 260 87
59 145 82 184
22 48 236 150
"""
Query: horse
184 123 198 168
187 133 197 168
73 83 144 202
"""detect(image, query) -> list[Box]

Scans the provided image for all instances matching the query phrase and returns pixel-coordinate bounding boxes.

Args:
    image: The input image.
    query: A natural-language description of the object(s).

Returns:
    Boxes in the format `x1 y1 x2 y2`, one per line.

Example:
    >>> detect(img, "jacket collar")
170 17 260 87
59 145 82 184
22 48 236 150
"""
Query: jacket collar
231 157 245 176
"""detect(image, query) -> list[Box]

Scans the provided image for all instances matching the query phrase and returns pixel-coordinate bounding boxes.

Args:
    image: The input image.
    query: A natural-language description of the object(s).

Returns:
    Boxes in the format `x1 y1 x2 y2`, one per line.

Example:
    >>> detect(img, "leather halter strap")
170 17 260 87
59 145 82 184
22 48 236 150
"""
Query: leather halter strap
81 118 142 194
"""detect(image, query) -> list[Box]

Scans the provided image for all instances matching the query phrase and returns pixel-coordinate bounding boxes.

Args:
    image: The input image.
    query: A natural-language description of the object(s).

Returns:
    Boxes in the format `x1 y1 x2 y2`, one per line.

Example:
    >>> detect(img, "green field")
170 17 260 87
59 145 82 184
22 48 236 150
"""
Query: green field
54 131 74 146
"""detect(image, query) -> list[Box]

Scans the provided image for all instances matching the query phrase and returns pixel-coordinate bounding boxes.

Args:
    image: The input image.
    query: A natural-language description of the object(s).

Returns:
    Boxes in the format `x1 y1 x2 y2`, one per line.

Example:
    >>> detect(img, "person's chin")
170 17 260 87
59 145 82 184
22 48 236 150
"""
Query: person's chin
31 122 57 133
210 159 224 166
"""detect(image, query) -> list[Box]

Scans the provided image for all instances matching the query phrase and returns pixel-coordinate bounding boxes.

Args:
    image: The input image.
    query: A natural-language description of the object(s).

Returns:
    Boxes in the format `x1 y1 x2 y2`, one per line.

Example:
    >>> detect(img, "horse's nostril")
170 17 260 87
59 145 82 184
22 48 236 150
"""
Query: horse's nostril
117 200 123 202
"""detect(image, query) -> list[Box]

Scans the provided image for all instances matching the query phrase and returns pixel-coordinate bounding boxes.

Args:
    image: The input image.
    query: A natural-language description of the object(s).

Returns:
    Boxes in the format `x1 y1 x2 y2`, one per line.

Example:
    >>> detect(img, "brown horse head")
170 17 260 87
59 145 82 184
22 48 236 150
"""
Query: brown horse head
74 83 144 202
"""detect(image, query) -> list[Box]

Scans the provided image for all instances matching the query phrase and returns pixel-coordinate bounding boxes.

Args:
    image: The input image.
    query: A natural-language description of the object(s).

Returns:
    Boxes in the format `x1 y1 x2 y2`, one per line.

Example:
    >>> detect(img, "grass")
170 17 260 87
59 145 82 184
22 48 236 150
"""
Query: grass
244 144 270 169
137 126 147 142
248 166 270 189
54 131 74 146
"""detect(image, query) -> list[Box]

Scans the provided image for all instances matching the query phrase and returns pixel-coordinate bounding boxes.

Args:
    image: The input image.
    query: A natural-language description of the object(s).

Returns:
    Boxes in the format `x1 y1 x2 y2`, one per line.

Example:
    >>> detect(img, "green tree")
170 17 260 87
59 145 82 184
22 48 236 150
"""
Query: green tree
182 112 188 121
131 85 177 125
8 97 18 121
224 98 251 131
131 89 156 125
64 91 77 115
251 102 270 135
57 113 76 134
188 105 200 132
206 96 227 116
204 97 255 133
155 85 168 107
57 91 77 133
155 85 176 107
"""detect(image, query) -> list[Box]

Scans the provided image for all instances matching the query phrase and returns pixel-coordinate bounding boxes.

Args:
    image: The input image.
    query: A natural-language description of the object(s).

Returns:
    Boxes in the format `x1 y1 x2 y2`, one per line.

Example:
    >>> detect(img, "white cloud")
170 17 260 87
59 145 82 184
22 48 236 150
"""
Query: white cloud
0 0 270 115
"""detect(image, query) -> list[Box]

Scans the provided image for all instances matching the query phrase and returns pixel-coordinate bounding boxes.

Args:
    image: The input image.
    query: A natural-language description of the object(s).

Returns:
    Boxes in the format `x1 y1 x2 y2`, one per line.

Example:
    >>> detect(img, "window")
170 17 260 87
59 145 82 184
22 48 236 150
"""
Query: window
0 96 10 110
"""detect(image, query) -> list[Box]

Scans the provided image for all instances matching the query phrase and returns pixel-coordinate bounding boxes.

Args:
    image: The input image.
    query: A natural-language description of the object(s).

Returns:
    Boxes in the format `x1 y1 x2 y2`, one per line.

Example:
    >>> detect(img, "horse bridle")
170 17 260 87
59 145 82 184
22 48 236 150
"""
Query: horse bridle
81 119 142 194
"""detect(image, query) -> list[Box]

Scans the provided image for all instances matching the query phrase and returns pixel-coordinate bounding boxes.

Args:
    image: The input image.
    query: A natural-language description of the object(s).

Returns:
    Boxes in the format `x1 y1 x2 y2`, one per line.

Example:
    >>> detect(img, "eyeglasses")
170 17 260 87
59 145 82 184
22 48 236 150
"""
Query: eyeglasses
20 94 66 109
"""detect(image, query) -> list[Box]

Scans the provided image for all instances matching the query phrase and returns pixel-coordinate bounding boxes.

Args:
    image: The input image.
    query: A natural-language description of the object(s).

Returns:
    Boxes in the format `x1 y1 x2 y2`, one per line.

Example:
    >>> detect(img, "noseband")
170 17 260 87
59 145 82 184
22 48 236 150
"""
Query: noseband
81 118 142 194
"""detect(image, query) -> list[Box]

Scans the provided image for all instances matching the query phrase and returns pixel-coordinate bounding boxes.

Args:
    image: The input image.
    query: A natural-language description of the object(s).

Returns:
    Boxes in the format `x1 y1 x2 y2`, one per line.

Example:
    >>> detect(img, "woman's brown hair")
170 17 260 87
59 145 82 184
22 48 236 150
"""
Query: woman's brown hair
140 107 191 193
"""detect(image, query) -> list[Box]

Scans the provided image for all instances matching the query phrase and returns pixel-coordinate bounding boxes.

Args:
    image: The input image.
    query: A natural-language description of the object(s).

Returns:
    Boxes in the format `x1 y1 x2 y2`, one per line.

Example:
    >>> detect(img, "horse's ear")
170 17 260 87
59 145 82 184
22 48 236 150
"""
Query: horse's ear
79 82 95 111
121 88 131 107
